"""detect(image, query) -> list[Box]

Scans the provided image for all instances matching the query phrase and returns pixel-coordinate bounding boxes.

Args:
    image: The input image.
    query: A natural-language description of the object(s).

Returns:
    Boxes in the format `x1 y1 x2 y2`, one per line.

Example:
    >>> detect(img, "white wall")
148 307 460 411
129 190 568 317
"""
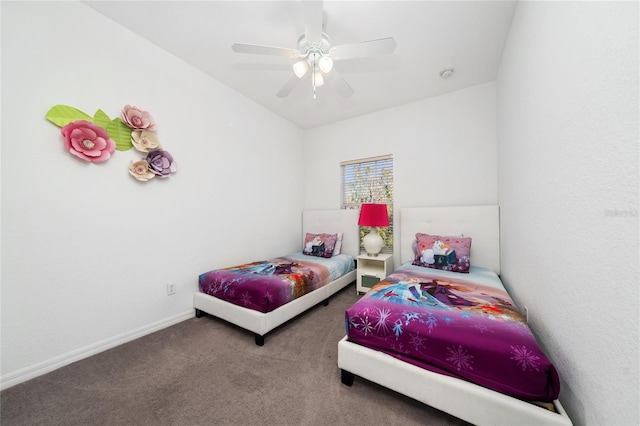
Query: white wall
0 1 304 388
497 2 639 425
303 82 498 266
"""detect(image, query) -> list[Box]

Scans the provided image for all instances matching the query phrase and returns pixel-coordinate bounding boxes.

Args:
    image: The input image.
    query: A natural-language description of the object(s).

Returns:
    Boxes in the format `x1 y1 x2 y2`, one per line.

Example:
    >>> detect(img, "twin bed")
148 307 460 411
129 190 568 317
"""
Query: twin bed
194 209 359 346
194 206 572 425
338 205 572 426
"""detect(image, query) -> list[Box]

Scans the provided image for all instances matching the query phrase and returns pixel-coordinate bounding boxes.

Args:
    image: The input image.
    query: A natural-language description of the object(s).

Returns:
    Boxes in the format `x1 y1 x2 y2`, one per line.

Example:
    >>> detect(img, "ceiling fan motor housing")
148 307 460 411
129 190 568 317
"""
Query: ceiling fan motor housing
294 32 334 82
297 32 332 56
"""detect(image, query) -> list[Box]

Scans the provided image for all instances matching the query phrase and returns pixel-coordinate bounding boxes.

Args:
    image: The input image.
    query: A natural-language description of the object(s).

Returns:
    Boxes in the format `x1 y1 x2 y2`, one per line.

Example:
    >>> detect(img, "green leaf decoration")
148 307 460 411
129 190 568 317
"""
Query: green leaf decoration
93 109 111 130
45 105 92 127
107 117 133 151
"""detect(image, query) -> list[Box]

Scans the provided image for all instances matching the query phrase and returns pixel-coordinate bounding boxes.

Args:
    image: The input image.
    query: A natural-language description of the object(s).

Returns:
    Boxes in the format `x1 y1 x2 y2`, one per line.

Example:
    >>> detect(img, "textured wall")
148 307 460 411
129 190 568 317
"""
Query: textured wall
497 2 639 425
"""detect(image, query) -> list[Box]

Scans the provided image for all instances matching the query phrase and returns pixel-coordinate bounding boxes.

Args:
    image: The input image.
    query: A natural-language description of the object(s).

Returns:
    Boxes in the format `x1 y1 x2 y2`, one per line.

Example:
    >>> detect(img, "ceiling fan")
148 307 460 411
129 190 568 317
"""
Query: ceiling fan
231 0 396 99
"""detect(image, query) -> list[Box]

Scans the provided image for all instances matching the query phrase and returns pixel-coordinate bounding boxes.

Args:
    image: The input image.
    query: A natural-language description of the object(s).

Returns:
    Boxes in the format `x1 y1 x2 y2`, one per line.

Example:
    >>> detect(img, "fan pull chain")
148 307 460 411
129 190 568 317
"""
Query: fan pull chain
312 62 317 99
311 55 316 99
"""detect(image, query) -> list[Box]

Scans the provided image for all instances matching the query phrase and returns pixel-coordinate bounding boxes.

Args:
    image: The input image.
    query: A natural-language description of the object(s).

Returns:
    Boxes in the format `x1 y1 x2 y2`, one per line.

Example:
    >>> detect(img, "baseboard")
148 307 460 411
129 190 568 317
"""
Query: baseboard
0 310 194 391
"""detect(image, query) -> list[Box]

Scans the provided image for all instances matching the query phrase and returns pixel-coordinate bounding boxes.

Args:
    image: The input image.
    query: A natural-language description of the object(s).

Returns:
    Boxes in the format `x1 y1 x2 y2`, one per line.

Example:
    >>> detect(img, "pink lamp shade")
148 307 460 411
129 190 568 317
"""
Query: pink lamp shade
358 203 390 227
358 204 389 256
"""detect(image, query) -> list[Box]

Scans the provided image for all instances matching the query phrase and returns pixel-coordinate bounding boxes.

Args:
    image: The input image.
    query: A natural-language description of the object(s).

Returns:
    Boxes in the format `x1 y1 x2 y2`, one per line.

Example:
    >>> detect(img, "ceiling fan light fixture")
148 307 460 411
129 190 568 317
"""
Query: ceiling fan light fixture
293 60 309 78
318 55 333 73
231 5 396 100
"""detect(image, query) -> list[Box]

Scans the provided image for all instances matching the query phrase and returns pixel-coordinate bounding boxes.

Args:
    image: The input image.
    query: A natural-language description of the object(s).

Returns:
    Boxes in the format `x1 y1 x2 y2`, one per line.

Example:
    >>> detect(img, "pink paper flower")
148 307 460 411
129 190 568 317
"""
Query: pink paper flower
146 149 177 178
60 120 116 163
122 104 157 130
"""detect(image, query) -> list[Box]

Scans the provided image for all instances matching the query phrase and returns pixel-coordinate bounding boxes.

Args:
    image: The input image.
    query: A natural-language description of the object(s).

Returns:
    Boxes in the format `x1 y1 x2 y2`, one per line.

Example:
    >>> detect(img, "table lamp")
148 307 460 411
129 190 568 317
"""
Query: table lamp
358 203 390 256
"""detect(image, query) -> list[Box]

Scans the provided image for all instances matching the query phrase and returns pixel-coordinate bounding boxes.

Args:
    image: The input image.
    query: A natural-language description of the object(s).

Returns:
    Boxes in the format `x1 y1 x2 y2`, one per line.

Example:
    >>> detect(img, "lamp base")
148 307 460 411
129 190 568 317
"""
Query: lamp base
362 228 383 257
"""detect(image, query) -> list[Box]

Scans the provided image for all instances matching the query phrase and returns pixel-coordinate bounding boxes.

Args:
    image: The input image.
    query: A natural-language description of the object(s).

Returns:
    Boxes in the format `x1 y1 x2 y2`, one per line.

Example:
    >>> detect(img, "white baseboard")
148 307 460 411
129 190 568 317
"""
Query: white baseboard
0 310 194 391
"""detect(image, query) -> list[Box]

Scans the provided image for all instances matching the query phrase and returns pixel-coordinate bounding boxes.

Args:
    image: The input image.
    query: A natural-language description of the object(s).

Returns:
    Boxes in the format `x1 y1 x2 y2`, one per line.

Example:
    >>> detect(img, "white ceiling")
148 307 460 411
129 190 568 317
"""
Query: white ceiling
84 1 517 129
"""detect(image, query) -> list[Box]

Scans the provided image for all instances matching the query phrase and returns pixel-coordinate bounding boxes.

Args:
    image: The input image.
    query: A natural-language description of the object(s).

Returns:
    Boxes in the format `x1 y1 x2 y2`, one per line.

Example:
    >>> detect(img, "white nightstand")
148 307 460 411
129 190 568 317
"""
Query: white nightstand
356 253 393 294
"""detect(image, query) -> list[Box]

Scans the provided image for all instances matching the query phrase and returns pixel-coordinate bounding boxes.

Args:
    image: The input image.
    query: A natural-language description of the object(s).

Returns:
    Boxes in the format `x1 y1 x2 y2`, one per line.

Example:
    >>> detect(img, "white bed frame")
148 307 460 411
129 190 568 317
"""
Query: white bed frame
338 205 573 426
194 209 359 346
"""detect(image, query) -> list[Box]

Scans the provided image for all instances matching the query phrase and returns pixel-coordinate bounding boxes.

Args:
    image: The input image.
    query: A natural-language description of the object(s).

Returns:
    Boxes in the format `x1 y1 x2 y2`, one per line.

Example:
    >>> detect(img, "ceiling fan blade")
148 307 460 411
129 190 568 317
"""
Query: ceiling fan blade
276 74 300 98
330 37 397 60
330 70 354 98
232 43 299 58
301 0 323 43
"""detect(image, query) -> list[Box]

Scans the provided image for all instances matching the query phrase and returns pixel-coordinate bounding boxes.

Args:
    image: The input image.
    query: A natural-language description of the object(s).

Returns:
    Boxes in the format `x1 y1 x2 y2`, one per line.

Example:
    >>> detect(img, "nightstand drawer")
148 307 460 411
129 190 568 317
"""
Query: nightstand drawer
361 275 381 289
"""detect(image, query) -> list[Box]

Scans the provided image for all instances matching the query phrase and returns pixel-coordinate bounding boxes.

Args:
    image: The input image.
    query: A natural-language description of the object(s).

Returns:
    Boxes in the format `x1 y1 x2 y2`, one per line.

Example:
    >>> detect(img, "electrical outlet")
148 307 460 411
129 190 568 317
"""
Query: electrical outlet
524 306 529 322
167 283 176 295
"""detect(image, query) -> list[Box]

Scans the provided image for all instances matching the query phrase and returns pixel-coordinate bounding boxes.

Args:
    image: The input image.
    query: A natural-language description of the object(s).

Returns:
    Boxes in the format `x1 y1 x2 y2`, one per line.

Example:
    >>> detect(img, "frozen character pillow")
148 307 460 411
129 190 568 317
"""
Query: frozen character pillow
412 233 472 273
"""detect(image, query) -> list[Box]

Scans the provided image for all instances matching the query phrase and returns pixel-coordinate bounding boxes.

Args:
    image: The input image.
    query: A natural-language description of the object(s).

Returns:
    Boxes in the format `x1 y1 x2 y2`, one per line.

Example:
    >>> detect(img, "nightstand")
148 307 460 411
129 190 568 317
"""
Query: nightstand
356 253 393 294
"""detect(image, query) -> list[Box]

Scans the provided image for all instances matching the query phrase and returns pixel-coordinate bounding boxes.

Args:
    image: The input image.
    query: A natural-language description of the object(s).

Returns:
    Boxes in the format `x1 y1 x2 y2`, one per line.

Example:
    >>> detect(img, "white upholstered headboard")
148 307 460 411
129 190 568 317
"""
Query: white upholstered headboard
302 209 360 258
400 206 500 275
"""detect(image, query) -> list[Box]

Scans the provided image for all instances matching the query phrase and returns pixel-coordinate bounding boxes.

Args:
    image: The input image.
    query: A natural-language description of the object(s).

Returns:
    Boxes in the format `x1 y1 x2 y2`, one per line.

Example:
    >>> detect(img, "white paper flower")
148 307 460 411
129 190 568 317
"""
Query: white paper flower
129 160 155 182
131 130 161 152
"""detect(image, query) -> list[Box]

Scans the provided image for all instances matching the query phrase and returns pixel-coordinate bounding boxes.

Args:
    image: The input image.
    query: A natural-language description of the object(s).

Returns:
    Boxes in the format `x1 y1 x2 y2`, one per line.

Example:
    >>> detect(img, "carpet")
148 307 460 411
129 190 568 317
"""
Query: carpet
1 284 468 426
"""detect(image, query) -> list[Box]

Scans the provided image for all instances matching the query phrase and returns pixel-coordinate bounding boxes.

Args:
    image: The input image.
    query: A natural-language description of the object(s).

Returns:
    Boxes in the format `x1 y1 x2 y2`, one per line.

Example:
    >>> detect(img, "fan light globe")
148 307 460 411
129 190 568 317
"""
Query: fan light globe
313 70 324 86
318 56 333 73
293 60 309 78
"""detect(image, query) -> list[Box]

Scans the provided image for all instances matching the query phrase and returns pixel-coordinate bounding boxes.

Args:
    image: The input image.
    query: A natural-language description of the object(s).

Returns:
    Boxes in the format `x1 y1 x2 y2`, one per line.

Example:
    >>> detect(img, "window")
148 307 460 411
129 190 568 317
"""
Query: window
341 155 393 252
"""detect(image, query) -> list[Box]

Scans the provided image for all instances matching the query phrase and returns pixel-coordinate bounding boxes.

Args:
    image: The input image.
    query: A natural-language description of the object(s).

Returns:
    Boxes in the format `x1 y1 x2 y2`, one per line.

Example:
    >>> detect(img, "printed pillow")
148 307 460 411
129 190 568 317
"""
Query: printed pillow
332 232 344 256
412 233 472 273
302 233 338 258
412 235 461 258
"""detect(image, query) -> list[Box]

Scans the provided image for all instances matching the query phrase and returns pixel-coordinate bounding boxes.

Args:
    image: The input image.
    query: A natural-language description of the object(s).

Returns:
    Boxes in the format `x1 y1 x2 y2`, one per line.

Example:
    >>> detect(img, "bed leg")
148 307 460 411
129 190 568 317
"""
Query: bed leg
254 334 265 346
323 299 329 307
195 309 204 318
341 369 355 387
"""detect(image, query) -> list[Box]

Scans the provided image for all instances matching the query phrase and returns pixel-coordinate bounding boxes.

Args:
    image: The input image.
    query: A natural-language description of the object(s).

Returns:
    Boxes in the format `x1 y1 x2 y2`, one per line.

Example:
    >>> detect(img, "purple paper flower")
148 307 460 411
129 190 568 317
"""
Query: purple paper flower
60 120 116 163
146 149 177 178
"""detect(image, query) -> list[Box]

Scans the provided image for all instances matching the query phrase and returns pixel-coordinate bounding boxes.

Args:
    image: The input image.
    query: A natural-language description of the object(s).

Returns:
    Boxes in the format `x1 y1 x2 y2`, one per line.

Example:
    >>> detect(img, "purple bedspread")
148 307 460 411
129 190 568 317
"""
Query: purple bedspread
199 256 332 313
345 264 560 402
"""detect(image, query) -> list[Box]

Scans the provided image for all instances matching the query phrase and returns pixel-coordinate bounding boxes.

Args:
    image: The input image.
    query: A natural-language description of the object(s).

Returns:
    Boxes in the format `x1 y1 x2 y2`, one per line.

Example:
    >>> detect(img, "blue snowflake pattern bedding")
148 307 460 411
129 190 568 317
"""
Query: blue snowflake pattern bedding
345 263 561 402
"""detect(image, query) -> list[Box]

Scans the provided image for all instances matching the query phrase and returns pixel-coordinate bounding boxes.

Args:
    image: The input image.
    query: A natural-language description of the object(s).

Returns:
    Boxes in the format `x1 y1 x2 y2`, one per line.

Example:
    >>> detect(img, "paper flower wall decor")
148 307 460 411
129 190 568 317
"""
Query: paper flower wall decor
122 104 157 131
46 104 177 182
128 160 156 182
60 120 116 163
146 149 177 178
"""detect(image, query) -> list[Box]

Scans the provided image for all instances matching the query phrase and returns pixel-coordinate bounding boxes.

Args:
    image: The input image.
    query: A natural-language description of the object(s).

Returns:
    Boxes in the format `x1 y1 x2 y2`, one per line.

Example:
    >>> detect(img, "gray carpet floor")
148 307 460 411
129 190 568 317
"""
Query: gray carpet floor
1 283 469 425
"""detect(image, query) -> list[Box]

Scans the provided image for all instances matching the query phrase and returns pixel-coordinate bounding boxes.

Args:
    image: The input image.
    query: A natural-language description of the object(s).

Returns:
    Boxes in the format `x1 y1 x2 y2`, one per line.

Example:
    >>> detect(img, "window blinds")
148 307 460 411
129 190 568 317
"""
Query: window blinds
341 155 393 252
